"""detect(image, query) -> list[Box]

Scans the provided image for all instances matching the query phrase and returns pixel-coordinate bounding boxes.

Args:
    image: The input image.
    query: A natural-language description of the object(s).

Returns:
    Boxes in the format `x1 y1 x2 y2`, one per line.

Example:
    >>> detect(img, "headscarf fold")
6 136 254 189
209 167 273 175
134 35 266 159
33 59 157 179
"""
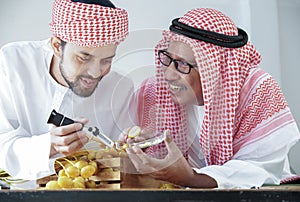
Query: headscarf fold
50 0 128 47
139 8 290 166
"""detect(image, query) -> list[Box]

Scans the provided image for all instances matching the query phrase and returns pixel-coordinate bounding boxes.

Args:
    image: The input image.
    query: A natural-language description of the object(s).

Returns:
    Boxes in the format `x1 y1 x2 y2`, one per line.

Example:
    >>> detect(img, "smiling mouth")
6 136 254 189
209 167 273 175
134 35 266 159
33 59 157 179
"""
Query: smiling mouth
168 83 187 93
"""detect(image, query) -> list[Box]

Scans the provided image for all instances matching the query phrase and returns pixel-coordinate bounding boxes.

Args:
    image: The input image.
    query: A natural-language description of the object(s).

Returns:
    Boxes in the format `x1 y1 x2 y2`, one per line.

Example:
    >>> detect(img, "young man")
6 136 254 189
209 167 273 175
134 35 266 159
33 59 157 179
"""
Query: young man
0 0 133 187
121 8 300 188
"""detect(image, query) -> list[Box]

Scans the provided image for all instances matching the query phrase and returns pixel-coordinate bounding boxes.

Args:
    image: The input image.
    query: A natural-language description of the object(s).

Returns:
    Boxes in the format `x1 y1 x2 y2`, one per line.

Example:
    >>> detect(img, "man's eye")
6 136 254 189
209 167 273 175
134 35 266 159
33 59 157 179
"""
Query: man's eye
102 59 112 65
77 56 89 62
178 60 189 66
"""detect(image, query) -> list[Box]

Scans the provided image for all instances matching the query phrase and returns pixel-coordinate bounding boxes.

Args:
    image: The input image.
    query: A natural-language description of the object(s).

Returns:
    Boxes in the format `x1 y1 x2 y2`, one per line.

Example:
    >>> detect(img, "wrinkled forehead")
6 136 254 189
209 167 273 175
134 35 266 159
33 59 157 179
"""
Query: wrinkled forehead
167 41 196 62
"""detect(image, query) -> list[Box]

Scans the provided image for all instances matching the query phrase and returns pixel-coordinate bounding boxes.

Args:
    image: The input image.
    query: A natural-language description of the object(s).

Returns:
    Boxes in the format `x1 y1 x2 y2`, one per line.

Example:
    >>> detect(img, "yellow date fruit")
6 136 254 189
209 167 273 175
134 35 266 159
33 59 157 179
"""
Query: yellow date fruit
74 160 89 170
72 181 85 189
85 180 96 188
128 126 141 138
65 166 80 178
45 180 61 189
58 169 66 177
57 176 73 188
80 165 96 179
73 176 85 184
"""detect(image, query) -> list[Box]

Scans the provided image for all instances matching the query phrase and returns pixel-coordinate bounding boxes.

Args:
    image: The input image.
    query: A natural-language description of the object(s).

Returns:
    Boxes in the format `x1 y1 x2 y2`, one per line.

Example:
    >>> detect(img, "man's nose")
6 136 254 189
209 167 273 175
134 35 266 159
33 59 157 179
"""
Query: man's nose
164 62 180 81
87 62 109 79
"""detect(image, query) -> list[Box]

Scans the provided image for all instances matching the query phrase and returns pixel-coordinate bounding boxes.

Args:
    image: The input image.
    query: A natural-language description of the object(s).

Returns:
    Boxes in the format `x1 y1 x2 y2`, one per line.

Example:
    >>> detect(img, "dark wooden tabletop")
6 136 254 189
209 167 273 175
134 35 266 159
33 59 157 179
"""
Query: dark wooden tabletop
1 158 299 202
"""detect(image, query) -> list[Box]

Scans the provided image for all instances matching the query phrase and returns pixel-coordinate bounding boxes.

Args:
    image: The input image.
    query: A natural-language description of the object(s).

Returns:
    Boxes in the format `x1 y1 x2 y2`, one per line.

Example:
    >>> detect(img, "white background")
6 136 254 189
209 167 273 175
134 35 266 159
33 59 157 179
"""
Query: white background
0 0 299 173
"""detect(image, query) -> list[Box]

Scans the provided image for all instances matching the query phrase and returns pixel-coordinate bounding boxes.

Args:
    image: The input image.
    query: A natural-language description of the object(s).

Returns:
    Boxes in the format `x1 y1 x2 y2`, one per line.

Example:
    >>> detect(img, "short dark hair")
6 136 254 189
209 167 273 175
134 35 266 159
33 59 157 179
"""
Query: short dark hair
71 0 115 8
60 40 67 51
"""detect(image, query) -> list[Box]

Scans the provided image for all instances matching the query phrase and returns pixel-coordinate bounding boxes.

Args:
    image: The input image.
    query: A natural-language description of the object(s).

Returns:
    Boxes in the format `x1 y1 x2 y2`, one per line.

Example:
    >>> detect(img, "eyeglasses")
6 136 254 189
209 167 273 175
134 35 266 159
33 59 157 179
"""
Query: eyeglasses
158 50 197 74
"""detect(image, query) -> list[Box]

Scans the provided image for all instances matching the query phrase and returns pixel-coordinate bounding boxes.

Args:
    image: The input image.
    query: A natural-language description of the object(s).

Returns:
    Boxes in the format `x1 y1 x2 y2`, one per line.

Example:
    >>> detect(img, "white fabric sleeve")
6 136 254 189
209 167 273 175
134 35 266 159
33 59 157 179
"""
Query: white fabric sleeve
0 129 56 180
194 158 280 189
0 50 56 180
193 122 300 189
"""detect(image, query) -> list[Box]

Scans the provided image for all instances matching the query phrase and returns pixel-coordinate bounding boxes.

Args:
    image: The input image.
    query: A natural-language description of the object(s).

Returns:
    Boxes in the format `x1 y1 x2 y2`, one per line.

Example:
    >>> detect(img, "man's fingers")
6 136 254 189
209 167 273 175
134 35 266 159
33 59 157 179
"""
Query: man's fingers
52 130 88 146
51 123 83 136
164 129 182 159
51 131 89 146
73 117 89 125
50 117 89 156
118 127 131 142
164 129 172 143
126 146 156 174
126 147 144 172
54 139 85 156
52 131 89 156
133 136 147 142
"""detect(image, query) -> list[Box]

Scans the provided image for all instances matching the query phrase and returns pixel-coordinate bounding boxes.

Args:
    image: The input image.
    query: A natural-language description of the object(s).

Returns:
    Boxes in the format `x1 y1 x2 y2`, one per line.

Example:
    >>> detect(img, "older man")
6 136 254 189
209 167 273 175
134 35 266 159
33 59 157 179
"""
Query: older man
0 0 133 188
122 8 300 188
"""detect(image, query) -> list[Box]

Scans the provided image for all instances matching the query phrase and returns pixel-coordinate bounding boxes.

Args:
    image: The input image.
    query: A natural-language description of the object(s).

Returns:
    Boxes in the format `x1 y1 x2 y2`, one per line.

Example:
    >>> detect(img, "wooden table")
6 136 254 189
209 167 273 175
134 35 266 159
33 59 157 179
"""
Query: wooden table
1 186 300 202
1 172 300 202
1 157 299 202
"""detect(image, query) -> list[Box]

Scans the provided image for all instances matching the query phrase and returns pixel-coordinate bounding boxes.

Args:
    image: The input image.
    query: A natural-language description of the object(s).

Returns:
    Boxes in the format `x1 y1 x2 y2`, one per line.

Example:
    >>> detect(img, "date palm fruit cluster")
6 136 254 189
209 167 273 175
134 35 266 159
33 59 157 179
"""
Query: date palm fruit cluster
45 147 124 189
46 159 97 189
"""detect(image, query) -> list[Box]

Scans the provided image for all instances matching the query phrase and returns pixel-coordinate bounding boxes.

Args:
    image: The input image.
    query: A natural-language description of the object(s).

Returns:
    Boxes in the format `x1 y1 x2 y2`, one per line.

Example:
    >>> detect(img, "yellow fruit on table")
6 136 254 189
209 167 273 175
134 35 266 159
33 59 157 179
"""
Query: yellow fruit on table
58 169 67 177
45 180 61 189
81 165 96 179
46 148 122 190
72 181 85 189
128 126 141 138
73 176 85 184
64 163 73 169
101 167 114 172
89 161 98 169
74 160 89 170
65 166 80 178
57 176 73 188
121 143 129 150
85 180 96 188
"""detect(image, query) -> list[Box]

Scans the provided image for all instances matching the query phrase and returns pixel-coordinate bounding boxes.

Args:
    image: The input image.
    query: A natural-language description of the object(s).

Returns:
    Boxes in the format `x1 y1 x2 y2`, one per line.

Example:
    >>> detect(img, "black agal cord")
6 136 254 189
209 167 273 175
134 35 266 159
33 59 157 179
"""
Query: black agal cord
169 18 248 48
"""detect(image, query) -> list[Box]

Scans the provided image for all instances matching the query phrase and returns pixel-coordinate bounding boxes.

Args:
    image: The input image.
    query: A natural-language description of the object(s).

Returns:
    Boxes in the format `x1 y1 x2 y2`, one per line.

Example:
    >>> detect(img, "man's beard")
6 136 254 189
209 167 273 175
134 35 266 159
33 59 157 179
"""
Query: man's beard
59 60 102 97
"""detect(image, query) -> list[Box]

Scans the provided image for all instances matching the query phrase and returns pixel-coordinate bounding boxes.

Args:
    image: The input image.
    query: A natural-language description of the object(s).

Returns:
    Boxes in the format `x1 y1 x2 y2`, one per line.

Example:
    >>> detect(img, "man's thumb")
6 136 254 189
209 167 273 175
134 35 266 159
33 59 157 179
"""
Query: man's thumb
164 129 182 156
164 129 172 144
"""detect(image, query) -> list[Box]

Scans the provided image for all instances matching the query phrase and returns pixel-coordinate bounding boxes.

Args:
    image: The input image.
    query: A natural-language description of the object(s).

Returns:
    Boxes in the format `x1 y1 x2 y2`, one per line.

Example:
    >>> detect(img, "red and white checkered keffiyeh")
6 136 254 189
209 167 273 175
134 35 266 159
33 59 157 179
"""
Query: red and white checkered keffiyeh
50 0 128 47
137 8 293 166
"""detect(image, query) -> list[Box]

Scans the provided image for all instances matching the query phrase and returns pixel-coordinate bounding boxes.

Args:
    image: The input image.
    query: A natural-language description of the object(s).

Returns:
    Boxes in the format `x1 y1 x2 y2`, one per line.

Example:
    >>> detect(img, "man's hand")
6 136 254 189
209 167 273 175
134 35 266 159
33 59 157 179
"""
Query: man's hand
125 130 217 188
117 126 154 149
50 117 89 157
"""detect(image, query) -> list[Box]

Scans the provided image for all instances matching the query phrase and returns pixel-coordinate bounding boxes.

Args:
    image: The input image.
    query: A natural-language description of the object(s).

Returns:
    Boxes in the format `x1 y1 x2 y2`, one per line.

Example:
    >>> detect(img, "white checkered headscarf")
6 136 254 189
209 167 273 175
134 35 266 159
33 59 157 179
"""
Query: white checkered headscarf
50 0 128 47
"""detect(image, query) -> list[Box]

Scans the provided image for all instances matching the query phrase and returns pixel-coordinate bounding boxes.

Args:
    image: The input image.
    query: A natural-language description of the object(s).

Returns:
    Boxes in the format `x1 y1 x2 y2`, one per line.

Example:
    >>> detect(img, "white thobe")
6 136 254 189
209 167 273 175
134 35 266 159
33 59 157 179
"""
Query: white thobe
0 39 136 188
187 105 299 188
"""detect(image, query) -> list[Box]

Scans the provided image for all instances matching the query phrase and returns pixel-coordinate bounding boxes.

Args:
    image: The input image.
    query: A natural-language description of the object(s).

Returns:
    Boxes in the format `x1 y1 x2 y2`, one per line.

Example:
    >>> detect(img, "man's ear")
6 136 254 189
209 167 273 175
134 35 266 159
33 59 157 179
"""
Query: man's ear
50 36 63 58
